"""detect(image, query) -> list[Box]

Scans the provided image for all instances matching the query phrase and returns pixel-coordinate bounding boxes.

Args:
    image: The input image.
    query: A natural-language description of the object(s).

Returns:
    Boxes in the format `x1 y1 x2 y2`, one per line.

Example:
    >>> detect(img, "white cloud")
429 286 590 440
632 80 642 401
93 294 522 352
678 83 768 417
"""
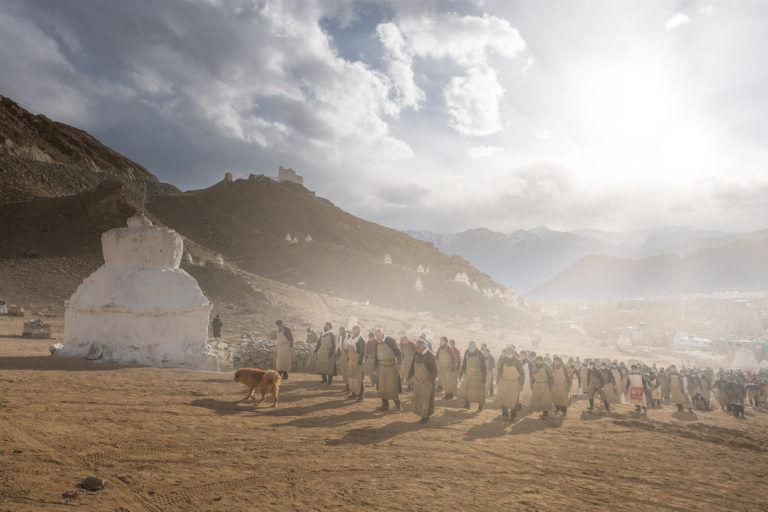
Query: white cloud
0 0 413 171
444 65 505 136
377 11 526 137
665 12 690 31
521 55 535 74
398 12 526 67
0 8 95 126
468 145 504 159
3 1 767 234
376 22 425 113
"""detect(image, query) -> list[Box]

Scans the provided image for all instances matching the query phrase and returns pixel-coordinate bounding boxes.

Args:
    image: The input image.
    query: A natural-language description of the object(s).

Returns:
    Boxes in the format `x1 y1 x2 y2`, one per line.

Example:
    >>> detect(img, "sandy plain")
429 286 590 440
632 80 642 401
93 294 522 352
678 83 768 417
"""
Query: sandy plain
0 316 766 512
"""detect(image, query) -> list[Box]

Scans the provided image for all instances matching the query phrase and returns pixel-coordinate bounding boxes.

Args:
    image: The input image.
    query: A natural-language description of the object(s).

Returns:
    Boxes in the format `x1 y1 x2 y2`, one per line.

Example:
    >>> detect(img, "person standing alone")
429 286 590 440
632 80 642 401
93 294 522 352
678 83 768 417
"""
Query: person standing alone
211 315 223 339
275 320 294 379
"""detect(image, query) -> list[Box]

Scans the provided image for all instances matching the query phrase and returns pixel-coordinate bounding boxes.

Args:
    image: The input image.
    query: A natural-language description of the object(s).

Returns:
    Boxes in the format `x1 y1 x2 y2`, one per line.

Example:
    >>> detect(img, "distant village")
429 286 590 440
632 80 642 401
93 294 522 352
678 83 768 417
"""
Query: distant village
541 295 768 368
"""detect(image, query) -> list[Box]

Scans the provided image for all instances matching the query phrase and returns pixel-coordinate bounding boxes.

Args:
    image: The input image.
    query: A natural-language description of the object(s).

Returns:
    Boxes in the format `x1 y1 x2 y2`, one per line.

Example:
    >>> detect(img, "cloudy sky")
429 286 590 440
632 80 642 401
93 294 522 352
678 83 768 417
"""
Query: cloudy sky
1 0 767 233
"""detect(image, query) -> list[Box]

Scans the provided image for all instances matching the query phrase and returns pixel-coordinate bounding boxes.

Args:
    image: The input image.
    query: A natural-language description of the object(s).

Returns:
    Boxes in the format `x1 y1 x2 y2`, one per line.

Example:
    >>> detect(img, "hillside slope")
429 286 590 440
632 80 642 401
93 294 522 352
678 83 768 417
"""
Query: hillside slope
0 95 520 319
147 176 516 316
531 239 768 299
0 95 178 203
408 227 619 292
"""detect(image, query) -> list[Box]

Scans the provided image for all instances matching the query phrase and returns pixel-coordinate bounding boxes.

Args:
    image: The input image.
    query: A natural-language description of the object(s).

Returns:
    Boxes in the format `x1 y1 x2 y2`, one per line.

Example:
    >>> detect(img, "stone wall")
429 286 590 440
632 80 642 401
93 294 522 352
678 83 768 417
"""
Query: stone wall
210 337 318 372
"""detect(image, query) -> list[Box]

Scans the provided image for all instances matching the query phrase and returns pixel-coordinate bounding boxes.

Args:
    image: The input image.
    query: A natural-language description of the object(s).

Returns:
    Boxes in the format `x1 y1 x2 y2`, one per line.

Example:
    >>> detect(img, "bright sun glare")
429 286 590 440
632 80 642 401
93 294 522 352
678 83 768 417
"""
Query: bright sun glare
572 54 714 184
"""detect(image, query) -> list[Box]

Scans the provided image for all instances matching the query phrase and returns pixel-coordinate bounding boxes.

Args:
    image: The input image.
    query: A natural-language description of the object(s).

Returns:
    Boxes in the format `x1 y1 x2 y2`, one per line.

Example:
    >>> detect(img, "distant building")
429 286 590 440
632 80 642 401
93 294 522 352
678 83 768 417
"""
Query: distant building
278 166 303 185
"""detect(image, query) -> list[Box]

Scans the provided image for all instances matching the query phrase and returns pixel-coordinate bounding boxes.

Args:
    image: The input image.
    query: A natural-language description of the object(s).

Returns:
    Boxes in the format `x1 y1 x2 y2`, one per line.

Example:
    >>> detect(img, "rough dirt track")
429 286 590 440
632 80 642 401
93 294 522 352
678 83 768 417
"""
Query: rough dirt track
1 319 766 511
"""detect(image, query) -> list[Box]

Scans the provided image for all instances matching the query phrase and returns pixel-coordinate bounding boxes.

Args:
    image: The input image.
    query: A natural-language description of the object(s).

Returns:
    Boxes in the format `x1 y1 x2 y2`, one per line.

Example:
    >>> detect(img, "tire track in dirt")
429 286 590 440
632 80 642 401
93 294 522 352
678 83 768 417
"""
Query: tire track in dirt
0 420 79 464
77 438 318 465
0 420 156 512
79 443 204 465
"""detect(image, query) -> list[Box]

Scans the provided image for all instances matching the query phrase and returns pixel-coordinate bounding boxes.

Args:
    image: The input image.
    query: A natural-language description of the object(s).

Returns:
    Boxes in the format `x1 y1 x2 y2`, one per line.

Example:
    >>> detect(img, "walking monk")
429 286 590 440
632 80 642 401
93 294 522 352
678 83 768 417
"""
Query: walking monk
347 325 366 401
626 364 648 413
529 356 555 420
408 339 438 423
374 329 402 412
364 332 377 385
436 337 459 399
551 356 572 416
315 322 336 385
458 341 487 412
275 320 294 379
496 346 524 420
336 326 350 392
668 366 686 412
399 336 417 392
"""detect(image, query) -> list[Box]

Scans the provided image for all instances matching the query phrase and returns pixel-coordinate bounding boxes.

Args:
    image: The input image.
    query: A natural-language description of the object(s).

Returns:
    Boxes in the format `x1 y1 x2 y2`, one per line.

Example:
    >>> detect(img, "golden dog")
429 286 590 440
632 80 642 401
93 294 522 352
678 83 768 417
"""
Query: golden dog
234 368 281 407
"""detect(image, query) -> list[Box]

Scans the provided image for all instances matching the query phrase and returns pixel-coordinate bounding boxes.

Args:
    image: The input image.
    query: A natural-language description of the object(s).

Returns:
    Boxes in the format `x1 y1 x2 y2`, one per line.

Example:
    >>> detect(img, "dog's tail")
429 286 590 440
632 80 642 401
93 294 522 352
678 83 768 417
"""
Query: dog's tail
264 369 281 385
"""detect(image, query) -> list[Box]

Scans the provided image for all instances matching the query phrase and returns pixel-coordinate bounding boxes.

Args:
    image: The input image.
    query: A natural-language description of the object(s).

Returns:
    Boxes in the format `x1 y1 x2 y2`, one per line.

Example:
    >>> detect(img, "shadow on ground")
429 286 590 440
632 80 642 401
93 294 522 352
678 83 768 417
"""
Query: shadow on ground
276 409 380 428
0 355 140 371
672 411 699 422
507 416 564 435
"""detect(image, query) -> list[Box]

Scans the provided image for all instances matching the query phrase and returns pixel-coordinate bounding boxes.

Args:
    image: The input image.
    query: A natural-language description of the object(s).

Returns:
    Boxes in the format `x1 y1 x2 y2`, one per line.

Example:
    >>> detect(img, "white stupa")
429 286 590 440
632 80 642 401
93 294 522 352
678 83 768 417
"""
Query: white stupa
454 272 470 286
60 215 218 370
414 278 424 292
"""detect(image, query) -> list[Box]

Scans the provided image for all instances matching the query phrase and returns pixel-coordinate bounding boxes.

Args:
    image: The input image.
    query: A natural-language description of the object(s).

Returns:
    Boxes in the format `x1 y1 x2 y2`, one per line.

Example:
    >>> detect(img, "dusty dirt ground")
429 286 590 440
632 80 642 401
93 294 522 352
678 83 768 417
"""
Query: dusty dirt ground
1 316 766 512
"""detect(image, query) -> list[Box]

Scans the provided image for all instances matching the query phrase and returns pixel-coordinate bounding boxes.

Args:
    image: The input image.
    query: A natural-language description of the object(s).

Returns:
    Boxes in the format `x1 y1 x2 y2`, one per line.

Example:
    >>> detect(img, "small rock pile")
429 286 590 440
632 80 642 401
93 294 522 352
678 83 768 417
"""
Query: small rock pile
210 337 318 372
22 319 51 338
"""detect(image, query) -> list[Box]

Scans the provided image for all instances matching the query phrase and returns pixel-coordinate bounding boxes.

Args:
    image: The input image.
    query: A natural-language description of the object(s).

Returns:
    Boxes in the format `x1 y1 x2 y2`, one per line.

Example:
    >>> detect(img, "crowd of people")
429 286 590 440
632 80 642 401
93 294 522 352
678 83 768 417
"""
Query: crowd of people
276 320 768 424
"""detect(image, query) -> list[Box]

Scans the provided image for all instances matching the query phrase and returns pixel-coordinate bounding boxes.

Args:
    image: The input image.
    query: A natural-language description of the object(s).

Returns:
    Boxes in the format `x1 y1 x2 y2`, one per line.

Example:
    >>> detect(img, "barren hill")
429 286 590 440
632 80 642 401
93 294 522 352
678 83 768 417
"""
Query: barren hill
147 175 515 316
0 96 521 329
0 95 178 203
531 239 768 299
